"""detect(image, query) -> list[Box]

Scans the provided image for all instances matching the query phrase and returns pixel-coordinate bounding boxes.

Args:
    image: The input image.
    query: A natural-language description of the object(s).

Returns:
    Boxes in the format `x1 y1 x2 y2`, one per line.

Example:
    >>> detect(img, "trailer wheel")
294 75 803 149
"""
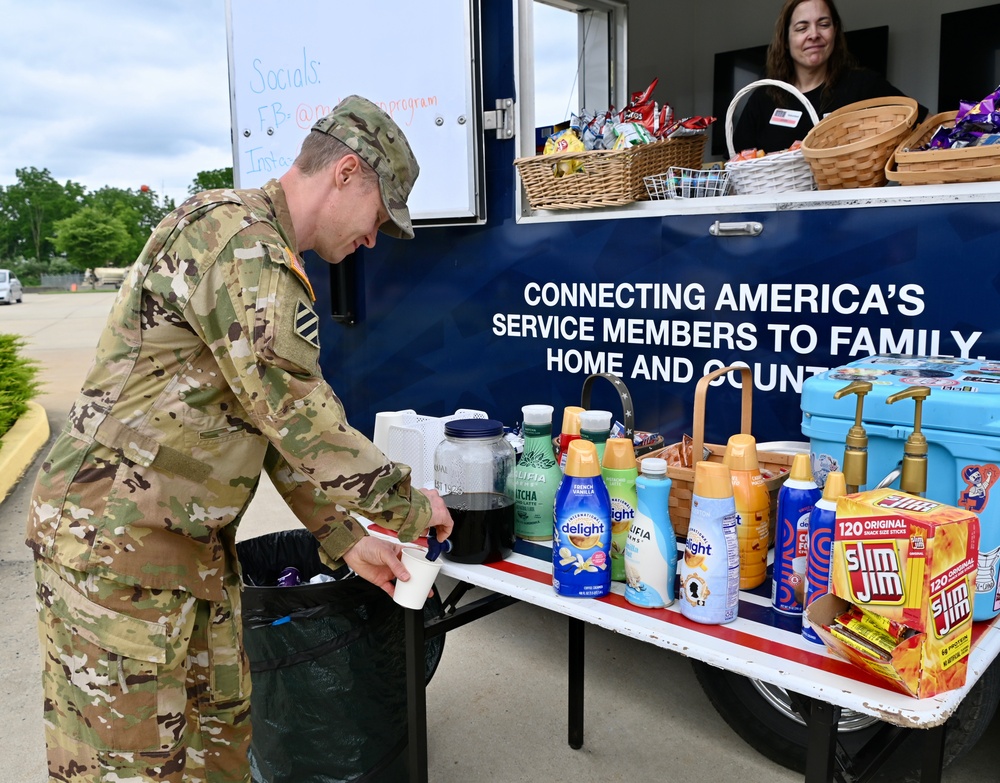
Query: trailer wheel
691 658 1000 780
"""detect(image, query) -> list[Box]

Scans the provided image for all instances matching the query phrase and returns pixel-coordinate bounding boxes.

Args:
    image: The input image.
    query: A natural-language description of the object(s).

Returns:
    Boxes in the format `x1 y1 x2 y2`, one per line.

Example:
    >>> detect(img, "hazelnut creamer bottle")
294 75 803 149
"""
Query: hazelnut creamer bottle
724 434 770 590
552 440 612 598
678 461 740 625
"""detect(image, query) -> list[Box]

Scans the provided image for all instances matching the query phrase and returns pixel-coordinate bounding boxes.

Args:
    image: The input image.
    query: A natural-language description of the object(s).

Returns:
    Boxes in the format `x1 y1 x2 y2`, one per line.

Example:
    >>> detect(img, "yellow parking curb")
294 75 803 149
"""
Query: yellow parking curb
0 401 50 503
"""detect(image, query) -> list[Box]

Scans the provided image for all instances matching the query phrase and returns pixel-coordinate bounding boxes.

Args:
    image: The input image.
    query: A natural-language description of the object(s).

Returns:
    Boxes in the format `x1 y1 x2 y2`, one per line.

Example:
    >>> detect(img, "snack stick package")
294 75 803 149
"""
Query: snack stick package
819 489 980 698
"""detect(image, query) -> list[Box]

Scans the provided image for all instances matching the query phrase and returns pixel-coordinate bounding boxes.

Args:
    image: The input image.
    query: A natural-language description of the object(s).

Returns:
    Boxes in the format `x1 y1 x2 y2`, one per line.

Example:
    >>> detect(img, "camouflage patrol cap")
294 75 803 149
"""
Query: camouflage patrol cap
312 95 420 239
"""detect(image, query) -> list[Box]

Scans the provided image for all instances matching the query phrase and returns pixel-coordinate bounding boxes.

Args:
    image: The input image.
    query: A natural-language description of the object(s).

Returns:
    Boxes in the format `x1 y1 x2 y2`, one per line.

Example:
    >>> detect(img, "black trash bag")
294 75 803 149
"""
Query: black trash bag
237 529 445 783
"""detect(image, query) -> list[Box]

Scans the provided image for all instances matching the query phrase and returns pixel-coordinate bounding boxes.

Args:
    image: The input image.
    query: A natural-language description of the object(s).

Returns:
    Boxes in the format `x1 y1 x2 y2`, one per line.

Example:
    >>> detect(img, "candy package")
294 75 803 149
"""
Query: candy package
922 84 1000 150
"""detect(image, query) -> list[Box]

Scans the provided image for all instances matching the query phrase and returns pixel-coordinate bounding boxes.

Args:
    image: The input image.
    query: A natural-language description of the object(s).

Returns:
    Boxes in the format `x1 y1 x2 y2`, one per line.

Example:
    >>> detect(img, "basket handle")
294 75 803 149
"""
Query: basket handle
725 79 820 159
581 373 635 441
691 366 753 463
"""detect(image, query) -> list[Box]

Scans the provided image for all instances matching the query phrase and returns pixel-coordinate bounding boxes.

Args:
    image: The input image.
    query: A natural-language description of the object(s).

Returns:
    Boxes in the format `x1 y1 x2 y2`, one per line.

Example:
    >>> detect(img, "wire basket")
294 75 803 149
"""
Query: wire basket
644 167 732 199
724 79 819 195
885 110 1000 185
801 96 918 189
513 135 706 210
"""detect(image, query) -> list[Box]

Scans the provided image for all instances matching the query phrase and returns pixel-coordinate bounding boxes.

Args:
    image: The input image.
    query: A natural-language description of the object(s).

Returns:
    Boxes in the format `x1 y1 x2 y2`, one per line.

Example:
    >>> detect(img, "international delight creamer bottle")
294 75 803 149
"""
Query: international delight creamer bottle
553 440 612 598
724 434 770 590
601 437 639 582
678 461 740 625
514 404 564 541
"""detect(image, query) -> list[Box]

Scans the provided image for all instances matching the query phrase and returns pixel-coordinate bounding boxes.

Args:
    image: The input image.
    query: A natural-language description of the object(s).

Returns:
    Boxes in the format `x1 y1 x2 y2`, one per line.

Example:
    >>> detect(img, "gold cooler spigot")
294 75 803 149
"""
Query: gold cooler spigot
833 380 872 494
885 385 932 496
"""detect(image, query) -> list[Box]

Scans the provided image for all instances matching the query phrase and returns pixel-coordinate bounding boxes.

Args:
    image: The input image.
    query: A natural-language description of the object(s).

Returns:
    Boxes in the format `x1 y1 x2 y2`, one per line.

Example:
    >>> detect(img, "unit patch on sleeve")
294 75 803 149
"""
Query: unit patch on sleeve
294 300 320 348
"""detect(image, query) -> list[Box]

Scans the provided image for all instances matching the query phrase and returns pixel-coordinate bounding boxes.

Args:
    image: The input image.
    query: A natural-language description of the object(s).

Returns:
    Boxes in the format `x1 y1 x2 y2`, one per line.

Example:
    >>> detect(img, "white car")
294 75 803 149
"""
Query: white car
0 269 23 304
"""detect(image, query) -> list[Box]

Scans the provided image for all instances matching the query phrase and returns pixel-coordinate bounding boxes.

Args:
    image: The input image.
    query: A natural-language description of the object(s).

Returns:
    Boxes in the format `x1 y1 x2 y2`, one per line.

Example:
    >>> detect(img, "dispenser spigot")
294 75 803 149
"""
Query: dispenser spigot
885 385 931 496
833 380 873 494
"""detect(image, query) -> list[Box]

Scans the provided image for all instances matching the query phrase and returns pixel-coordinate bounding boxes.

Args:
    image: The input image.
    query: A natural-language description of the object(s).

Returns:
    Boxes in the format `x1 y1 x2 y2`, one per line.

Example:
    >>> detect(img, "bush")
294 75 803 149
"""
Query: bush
0 334 41 443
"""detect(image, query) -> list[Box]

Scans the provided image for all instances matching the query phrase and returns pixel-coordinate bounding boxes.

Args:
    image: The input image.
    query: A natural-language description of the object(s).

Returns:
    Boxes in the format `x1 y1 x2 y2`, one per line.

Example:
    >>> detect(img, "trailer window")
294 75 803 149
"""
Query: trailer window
519 0 627 158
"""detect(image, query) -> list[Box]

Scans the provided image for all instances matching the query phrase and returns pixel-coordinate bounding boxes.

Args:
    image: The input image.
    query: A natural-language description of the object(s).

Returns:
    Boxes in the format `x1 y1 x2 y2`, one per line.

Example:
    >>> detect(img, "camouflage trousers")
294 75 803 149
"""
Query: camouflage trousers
33 559 252 782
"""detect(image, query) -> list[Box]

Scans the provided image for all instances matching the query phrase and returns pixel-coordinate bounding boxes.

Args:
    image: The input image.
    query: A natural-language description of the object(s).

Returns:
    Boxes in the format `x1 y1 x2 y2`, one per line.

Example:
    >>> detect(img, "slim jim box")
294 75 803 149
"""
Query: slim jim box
802 355 1000 622
808 489 979 698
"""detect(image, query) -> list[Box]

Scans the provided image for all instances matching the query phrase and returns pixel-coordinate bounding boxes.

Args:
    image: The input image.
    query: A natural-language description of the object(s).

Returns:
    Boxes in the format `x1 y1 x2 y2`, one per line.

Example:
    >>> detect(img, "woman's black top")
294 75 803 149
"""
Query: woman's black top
732 68 927 154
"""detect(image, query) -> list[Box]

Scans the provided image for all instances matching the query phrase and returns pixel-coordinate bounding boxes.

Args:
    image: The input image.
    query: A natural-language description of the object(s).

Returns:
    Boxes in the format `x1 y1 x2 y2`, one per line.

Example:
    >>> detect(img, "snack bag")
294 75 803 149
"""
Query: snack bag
612 122 653 149
544 125 586 176
621 78 659 135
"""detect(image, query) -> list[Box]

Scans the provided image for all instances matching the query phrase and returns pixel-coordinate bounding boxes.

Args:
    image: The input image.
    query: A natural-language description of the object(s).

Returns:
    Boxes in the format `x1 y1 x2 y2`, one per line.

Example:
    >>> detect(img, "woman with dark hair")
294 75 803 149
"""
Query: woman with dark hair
733 0 924 154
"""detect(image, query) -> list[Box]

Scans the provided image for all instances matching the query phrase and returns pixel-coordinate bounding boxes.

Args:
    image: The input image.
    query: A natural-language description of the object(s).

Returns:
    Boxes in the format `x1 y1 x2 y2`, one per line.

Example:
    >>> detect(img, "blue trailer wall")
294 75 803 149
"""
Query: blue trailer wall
305 1 1000 447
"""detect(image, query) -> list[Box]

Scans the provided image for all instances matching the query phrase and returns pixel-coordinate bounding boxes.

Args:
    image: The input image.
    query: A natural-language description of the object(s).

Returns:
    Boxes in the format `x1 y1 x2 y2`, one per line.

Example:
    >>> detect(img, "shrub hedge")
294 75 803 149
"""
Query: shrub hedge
0 334 41 445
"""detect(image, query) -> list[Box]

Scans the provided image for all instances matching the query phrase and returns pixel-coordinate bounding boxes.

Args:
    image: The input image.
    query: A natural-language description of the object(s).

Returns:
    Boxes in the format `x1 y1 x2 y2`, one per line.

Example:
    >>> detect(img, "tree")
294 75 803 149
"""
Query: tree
85 186 174 261
189 167 234 194
52 207 132 270
0 167 84 262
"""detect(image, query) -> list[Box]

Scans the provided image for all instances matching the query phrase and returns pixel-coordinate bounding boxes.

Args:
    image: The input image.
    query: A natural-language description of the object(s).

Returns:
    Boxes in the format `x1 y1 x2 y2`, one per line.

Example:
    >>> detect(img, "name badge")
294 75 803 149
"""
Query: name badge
769 108 803 128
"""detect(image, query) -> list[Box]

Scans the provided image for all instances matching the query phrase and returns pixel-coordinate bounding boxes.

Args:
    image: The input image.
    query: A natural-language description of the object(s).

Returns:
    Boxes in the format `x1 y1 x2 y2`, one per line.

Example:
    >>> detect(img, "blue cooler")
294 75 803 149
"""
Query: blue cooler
801 354 1000 622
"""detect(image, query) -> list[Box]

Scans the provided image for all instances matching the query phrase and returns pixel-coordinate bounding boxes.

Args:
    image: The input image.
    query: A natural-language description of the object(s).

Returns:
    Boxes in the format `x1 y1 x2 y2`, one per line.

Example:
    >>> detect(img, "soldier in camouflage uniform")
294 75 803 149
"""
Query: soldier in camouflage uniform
26 95 453 783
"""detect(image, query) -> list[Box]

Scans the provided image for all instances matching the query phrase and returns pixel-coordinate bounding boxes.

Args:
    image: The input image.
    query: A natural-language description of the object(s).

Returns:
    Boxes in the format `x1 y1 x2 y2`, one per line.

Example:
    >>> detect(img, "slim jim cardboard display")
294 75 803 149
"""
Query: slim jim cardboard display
806 489 979 698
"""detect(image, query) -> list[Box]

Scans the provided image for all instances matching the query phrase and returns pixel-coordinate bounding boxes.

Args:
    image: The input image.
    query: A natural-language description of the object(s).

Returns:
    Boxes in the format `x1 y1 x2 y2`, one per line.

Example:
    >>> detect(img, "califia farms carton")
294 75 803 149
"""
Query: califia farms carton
806 489 979 698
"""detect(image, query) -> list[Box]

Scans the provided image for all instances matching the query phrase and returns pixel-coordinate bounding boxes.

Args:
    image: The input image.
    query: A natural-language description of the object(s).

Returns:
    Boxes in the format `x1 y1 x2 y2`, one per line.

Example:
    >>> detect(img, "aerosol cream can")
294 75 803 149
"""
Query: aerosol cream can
772 453 820 615
802 471 846 644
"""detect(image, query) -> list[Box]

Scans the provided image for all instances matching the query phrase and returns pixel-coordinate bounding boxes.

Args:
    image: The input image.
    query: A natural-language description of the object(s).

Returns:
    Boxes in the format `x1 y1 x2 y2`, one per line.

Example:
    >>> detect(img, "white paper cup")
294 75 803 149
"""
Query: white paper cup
393 548 443 610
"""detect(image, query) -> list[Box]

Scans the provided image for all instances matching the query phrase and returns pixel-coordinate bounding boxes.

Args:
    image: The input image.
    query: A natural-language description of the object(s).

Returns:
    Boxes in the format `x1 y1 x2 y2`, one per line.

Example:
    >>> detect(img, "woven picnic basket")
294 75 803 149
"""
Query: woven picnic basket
637 365 794 539
514 134 706 210
801 96 918 189
885 110 1000 185
724 79 819 194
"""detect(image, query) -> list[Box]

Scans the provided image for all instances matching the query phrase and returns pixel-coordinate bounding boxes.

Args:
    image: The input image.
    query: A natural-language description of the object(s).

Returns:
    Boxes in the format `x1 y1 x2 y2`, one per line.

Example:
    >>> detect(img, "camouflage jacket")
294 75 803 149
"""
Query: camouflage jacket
27 180 430 601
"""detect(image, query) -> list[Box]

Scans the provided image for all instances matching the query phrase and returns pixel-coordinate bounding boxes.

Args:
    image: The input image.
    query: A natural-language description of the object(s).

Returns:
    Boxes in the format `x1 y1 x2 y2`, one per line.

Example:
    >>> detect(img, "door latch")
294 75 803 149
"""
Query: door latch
709 221 764 237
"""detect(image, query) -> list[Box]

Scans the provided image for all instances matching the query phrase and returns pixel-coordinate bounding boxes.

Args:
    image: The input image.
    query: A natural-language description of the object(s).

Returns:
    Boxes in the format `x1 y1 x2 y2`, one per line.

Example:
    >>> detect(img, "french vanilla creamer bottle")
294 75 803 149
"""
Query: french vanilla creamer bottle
678 461 740 625
553 440 612 598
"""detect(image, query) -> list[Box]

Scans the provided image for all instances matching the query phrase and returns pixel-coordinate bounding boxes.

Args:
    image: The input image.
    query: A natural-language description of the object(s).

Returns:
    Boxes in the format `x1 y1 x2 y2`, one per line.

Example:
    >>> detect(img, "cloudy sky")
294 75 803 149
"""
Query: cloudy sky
0 1 578 206
1 0 232 205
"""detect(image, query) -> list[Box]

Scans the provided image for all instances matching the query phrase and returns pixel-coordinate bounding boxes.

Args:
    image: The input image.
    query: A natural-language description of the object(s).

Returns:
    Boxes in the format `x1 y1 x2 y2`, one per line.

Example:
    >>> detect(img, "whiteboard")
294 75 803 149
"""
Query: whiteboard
225 0 480 221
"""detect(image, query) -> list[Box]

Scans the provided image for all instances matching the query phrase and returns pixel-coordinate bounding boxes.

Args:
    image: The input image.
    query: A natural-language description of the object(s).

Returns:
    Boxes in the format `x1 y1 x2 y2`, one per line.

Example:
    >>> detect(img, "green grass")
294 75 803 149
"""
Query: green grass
0 334 41 444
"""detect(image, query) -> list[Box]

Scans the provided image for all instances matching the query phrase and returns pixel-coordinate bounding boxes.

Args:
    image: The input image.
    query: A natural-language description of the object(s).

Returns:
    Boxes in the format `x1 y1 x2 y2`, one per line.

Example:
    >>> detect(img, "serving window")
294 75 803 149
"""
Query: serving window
514 0 1000 223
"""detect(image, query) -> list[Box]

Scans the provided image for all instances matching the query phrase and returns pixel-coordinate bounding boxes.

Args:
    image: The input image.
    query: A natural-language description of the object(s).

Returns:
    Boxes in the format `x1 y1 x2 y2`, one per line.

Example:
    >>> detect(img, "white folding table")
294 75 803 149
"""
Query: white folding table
377 530 1000 783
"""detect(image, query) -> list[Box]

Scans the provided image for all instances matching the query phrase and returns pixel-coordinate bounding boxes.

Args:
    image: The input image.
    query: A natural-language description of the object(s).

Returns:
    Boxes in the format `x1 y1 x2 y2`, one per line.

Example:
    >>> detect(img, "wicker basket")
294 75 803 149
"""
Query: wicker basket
514 134 706 210
637 365 794 539
885 110 1000 185
801 96 917 189
724 79 819 194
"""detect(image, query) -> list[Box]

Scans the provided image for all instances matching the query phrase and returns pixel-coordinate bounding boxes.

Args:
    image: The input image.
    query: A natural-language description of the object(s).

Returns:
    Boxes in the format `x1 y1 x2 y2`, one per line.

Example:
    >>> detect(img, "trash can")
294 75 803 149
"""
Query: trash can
237 529 445 783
